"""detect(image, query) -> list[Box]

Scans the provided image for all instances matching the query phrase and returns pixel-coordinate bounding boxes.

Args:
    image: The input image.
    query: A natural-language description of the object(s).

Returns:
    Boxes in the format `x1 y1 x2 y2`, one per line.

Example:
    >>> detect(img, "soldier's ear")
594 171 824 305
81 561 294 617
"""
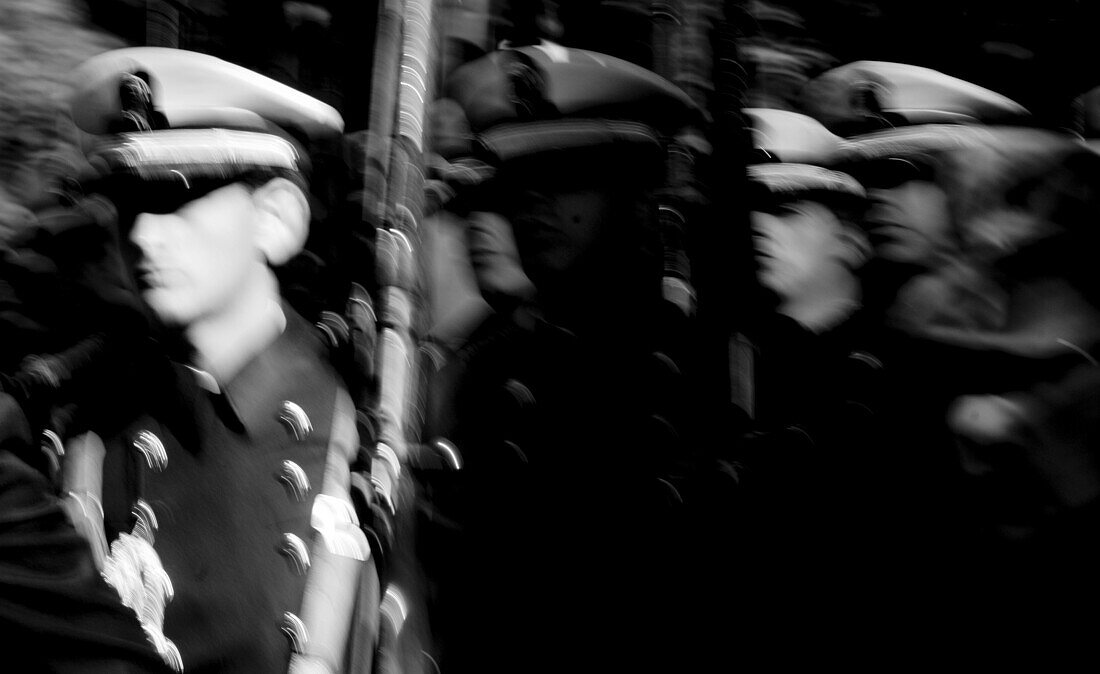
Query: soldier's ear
252 177 310 265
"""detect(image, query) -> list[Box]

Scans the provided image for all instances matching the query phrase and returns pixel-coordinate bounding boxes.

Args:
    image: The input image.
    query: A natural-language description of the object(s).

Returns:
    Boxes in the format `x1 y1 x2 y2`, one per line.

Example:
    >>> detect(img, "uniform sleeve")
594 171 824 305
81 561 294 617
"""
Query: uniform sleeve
0 394 170 673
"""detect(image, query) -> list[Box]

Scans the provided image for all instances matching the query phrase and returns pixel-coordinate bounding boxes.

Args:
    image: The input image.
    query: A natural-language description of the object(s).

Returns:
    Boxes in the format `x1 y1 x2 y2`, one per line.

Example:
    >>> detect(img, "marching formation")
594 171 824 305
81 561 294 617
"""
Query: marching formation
3 1 1100 672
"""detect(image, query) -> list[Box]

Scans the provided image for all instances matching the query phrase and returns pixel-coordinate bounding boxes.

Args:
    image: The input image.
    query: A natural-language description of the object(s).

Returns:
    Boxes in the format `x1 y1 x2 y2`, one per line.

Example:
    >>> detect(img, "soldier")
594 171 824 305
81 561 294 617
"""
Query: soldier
810 61 1030 314
729 112 895 642
933 138 1100 525
420 43 707 673
740 158 880 464
819 76 1100 640
733 110 1018 649
890 131 1100 641
59 48 370 674
736 109 878 441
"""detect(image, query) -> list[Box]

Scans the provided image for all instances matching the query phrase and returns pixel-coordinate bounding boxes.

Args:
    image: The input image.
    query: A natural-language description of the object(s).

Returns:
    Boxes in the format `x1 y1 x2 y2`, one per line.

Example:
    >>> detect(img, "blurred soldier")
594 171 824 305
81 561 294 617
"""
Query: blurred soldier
834 124 1088 401
421 43 706 673
824 122 1004 619
421 97 532 356
730 111 902 643
812 61 1030 317
738 109 880 446
929 137 1100 515
730 111 1012 650
825 73 1100 637
902 134 1100 634
60 48 370 674
740 160 879 484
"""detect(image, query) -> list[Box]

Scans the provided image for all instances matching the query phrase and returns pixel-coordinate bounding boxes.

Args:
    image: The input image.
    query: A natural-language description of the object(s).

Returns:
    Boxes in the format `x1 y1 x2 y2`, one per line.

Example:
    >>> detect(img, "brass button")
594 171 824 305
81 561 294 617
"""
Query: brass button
431 437 463 470
132 499 159 545
502 379 536 410
278 533 311 575
133 430 168 472
279 401 313 440
316 311 350 350
281 611 309 654
381 586 408 636
277 460 312 502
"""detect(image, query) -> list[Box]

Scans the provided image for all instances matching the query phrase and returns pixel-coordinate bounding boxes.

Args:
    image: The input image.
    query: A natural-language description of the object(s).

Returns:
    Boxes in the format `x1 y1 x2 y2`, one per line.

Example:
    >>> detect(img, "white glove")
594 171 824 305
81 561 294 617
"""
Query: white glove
102 532 183 672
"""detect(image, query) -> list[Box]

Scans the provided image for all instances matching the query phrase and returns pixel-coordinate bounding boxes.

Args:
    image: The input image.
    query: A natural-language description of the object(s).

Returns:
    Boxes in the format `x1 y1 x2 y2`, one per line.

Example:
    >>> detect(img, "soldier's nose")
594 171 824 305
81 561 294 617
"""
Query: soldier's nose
130 212 169 252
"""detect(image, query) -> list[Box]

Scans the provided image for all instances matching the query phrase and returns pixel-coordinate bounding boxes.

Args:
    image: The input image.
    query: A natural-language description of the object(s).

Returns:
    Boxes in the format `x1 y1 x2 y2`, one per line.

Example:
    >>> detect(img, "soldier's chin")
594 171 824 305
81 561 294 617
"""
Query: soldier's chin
141 289 193 327
521 248 583 286
755 268 787 296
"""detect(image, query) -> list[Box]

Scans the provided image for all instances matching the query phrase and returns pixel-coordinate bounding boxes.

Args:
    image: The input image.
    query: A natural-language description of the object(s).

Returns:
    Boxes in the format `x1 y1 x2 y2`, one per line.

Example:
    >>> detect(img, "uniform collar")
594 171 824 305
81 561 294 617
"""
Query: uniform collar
184 304 319 435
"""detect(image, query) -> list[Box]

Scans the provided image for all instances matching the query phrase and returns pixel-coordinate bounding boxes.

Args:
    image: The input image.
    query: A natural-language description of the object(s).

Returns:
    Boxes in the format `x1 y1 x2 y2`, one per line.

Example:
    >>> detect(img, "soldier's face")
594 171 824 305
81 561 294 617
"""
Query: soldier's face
863 178 953 267
129 183 265 326
751 200 867 301
511 187 611 281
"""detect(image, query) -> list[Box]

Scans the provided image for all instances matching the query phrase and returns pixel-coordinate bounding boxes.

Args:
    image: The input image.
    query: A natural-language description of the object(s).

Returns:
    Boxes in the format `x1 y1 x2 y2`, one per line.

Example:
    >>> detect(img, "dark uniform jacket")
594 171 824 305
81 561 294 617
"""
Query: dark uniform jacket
422 296 705 673
99 307 351 674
